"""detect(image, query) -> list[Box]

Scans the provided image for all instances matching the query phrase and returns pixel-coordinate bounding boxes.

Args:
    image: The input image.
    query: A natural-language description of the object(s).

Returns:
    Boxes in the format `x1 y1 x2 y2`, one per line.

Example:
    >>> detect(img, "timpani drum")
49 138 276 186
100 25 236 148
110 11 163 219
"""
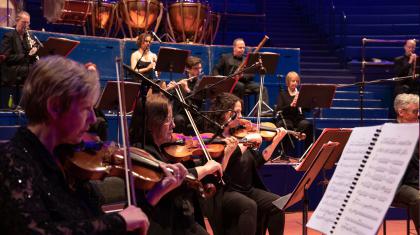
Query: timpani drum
118 0 162 30
93 0 118 29
167 0 210 43
43 0 93 26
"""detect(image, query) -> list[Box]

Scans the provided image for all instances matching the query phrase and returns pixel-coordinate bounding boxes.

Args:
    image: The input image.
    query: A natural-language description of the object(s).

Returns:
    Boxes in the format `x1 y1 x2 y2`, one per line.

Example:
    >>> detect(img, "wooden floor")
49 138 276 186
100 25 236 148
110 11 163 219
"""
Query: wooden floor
205 211 418 235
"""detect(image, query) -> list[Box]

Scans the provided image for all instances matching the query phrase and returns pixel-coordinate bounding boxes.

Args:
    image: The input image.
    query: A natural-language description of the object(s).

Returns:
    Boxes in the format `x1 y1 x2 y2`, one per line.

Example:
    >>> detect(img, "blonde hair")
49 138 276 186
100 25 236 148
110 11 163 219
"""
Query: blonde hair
21 56 99 125
285 71 300 87
394 93 419 113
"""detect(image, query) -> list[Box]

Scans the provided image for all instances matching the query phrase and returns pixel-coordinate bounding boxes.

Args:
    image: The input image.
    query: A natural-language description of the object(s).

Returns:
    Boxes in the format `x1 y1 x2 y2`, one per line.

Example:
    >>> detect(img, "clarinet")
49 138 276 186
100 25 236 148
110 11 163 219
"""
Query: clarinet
24 28 39 61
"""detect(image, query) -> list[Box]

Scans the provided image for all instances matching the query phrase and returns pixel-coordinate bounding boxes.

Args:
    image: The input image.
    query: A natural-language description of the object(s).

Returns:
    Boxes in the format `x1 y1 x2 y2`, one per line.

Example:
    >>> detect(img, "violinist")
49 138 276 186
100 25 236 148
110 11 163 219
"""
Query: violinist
129 92 238 235
273 71 312 156
130 32 158 81
205 92 287 235
0 56 149 234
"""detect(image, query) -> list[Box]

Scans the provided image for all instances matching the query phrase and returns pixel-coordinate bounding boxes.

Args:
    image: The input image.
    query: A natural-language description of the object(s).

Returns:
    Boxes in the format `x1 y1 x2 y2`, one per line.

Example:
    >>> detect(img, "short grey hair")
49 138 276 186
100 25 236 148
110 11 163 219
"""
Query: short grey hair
16 11 30 21
394 93 419 112
233 38 245 47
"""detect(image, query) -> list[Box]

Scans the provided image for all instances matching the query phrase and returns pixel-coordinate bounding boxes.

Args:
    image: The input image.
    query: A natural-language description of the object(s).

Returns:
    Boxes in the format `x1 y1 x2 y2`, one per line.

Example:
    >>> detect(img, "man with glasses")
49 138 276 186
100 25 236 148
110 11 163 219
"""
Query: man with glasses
392 93 419 234
0 11 38 108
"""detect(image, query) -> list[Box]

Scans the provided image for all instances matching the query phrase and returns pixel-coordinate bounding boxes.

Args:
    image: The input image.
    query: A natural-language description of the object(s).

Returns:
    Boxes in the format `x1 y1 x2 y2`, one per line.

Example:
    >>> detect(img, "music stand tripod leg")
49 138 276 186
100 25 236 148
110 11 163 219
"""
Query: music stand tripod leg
247 74 273 117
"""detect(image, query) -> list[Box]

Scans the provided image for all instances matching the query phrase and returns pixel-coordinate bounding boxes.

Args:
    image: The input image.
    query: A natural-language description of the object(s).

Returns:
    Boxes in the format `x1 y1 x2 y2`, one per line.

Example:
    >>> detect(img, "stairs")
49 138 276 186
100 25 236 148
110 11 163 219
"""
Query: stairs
265 0 357 84
264 0 394 128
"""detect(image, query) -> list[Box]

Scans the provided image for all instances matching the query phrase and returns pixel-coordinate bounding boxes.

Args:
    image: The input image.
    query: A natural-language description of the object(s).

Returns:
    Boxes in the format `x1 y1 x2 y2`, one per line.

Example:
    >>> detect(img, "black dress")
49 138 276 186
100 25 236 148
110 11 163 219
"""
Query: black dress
132 137 209 235
274 90 313 153
0 127 126 235
202 147 284 235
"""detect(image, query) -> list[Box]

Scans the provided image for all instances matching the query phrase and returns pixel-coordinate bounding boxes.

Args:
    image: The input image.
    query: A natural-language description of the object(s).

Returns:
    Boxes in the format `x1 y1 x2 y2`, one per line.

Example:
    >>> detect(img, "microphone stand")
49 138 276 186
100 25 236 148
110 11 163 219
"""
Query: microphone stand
337 74 419 125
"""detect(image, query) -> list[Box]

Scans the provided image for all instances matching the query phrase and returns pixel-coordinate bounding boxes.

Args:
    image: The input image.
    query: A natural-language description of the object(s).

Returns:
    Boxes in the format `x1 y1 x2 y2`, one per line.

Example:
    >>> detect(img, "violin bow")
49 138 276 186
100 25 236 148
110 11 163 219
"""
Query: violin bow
173 81 224 184
115 57 137 206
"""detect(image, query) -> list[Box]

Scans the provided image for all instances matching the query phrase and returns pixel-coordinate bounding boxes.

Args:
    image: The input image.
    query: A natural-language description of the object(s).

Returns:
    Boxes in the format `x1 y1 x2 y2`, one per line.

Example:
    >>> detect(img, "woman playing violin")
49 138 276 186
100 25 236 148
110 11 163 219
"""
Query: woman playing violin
130 92 238 235
274 71 313 156
0 56 149 234
204 92 287 235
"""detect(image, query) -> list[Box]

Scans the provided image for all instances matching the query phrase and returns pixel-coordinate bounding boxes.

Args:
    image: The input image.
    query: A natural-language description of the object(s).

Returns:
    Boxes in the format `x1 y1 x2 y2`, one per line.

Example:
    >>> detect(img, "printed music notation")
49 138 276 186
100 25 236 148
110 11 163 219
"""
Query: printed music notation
307 123 419 235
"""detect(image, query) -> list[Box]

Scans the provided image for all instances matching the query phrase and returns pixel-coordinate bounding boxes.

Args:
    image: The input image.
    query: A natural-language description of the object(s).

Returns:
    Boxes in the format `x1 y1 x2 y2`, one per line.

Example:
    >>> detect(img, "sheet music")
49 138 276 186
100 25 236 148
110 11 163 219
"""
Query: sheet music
307 123 419 235
307 125 380 234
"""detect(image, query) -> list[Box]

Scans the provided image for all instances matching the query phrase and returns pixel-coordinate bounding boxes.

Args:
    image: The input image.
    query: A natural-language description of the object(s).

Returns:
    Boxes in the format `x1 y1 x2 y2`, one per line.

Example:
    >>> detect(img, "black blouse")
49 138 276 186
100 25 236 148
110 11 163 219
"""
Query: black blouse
0 127 126 235
274 90 305 121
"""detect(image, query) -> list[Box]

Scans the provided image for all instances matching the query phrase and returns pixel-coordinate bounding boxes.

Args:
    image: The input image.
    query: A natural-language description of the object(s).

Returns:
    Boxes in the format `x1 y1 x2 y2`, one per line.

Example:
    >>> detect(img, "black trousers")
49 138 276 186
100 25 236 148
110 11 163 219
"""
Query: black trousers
393 184 420 234
206 187 284 235
232 80 269 105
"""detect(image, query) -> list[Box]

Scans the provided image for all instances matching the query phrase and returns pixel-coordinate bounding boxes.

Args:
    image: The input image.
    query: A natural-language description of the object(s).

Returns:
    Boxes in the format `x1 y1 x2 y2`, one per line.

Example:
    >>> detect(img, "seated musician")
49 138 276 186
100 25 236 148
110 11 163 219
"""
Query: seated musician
0 56 152 234
131 32 157 80
212 38 269 107
273 71 312 156
392 93 419 234
171 56 206 135
129 91 238 235
204 92 287 235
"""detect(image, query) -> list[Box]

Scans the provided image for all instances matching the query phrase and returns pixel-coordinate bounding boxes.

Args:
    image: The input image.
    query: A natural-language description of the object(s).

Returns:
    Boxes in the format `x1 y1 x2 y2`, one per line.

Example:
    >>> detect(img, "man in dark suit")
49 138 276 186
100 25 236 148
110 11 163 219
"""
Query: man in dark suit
212 38 269 111
0 11 38 108
394 39 419 96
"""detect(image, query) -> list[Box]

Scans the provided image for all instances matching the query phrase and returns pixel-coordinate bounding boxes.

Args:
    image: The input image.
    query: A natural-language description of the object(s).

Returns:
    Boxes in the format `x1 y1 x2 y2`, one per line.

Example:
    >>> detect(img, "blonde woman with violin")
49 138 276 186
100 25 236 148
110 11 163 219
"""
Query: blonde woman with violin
274 71 313 156
0 56 150 234
129 92 238 235
203 92 287 235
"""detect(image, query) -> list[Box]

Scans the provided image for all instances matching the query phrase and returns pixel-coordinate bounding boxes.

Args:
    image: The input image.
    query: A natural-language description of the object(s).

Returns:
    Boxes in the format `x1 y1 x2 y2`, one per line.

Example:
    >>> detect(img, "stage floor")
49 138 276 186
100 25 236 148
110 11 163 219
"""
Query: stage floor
204 211 417 235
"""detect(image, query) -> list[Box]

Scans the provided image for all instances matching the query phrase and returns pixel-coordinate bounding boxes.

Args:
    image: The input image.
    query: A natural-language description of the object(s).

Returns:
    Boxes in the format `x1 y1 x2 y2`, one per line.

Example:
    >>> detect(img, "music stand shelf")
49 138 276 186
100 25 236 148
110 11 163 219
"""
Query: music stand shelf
296 84 336 142
37 37 80 58
273 141 341 235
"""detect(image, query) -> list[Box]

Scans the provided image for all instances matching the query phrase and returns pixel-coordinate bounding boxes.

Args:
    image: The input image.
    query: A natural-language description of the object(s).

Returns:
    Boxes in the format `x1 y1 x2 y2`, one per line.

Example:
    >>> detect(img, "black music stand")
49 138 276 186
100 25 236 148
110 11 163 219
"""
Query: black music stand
155 47 190 81
96 81 141 113
246 52 280 116
192 75 235 100
273 141 340 235
38 37 80 57
295 128 352 172
296 84 336 142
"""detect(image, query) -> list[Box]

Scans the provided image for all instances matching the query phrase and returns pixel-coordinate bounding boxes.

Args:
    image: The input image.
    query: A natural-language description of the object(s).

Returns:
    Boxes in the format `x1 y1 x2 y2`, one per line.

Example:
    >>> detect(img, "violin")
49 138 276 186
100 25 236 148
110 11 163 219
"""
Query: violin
60 141 215 198
162 133 225 161
162 132 260 160
230 119 306 141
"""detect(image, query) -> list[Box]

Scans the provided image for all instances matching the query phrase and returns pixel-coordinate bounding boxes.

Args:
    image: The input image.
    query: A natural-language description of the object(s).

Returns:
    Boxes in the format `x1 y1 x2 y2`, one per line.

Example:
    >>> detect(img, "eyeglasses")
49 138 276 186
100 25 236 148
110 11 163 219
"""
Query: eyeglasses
164 117 175 125
403 108 419 115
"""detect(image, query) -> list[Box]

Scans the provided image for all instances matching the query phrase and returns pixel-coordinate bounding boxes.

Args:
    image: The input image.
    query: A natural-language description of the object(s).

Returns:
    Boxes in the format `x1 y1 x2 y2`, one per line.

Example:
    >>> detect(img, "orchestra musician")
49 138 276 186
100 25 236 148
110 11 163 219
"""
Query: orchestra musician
392 93 419 234
394 39 419 96
171 56 206 135
212 38 269 106
204 92 287 235
129 92 239 235
273 71 312 156
0 11 39 108
0 56 151 234
131 32 158 81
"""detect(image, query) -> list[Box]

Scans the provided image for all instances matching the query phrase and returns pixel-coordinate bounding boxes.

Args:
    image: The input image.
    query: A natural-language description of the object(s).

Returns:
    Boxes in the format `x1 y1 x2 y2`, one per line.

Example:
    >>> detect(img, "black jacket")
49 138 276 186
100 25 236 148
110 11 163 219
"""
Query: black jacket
0 29 37 85
212 53 254 83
